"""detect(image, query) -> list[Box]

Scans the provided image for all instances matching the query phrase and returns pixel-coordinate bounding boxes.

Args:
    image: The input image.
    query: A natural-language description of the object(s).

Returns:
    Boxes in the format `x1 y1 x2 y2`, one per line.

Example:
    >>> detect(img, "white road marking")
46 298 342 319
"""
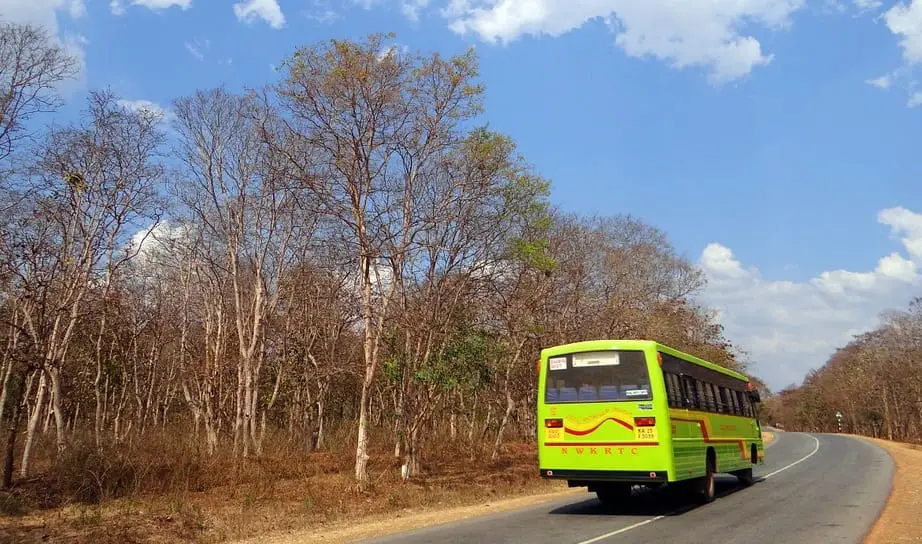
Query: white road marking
761 435 820 479
575 516 667 544
574 434 821 544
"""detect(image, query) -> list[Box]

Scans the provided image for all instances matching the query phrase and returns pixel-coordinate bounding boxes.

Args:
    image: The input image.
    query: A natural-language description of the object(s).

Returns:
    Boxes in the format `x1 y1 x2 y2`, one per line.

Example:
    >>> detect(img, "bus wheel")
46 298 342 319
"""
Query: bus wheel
596 484 632 507
698 451 716 504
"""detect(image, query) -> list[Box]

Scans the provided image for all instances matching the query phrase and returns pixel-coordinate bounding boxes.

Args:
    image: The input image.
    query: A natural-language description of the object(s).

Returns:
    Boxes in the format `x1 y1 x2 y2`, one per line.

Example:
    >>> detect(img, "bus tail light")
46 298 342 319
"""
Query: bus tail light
545 418 563 428
635 417 656 427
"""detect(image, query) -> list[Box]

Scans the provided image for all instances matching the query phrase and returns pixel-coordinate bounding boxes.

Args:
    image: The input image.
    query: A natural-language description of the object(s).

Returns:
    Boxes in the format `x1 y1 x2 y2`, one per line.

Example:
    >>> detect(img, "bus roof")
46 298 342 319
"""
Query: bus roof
540 339 750 383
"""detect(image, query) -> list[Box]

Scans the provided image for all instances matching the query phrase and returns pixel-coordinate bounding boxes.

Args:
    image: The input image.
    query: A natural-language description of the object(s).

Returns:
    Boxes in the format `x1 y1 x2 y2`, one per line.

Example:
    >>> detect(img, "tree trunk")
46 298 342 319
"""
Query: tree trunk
316 379 329 450
19 370 47 478
355 253 377 485
402 424 421 480
492 389 515 460
48 366 66 456
2 369 27 489
491 340 525 460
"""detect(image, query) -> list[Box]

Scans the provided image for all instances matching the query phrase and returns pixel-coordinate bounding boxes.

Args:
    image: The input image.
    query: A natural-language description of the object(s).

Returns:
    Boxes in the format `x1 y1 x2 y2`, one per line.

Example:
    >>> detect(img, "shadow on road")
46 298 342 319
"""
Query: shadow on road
548 476 756 517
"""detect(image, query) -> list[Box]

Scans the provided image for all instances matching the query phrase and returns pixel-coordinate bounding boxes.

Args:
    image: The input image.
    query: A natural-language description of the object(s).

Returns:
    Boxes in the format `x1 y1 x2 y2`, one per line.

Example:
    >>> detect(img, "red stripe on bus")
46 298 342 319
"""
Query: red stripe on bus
544 442 660 447
563 417 634 436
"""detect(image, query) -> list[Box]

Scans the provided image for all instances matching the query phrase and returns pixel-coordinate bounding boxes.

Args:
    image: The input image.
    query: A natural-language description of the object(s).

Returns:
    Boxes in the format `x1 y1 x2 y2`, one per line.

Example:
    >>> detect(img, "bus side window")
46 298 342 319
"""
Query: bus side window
680 376 695 409
737 391 751 417
665 373 682 408
717 386 729 413
701 382 716 412
726 387 739 415
690 378 705 411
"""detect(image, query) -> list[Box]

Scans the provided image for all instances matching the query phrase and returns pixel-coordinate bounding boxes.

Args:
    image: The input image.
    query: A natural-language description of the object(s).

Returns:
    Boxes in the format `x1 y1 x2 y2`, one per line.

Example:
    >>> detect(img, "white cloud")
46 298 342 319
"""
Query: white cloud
402 0 430 21
117 99 176 125
854 0 882 11
885 0 922 64
109 0 191 14
128 221 196 270
699 206 922 390
443 0 805 84
0 0 88 90
866 74 892 89
872 1 922 106
68 0 86 18
233 0 286 28
909 90 922 106
131 0 191 9
376 44 409 61
184 38 209 61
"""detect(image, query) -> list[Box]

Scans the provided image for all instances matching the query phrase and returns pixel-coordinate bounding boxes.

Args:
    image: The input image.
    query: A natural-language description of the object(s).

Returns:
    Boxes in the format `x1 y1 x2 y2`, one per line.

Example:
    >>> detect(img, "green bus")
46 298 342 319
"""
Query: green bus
537 340 764 505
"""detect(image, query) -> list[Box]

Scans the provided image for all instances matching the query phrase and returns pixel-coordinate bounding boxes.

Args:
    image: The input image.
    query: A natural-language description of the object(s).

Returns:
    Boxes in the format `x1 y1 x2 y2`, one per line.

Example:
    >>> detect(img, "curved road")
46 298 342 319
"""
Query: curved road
363 433 893 544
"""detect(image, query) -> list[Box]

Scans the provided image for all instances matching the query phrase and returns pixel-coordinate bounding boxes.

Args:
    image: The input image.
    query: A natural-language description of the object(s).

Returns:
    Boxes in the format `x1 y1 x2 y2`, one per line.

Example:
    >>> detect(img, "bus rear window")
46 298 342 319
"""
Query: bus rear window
544 350 652 403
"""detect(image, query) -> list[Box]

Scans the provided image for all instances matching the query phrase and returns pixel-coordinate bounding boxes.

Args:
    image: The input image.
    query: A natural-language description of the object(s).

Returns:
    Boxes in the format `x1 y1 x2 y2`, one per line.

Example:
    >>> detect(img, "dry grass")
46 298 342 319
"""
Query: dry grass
238 487 580 544
0 431 562 544
762 431 774 445
2 428 779 543
861 437 922 543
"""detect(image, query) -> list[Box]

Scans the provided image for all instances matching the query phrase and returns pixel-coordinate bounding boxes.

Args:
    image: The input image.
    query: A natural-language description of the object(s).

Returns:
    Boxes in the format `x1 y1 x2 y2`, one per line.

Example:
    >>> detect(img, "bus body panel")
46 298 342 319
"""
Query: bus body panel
537 339 764 489
669 408 765 480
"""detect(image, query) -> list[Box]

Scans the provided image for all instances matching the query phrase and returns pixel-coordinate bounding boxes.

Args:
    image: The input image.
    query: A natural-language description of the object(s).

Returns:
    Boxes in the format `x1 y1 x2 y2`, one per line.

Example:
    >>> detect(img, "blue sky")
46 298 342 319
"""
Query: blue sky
6 0 922 390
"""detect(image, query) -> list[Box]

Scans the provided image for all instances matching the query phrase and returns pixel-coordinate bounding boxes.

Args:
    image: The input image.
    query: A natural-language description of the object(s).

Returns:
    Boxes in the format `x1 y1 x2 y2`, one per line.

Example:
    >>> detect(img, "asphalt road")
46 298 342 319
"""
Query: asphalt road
363 432 893 544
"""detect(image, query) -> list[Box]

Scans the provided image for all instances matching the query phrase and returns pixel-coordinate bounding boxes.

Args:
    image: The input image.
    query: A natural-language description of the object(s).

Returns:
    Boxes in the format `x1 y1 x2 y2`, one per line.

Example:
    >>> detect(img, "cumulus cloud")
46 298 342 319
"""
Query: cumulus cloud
127 221 197 273
699 206 922 390
233 0 286 29
442 0 805 84
110 0 191 14
117 99 176 125
885 0 922 64
0 0 89 87
868 0 922 106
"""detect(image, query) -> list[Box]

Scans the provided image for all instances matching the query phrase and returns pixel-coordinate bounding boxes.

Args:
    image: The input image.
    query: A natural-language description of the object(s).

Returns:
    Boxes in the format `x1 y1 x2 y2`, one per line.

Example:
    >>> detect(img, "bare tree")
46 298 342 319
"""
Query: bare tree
0 22 79 165
173 87 309 457
0 90 164 475
275 33 485 484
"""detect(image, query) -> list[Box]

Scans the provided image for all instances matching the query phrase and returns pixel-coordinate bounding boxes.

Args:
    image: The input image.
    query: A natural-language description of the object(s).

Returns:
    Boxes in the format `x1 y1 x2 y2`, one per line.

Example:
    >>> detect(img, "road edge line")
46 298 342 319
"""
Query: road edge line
761 434 819 479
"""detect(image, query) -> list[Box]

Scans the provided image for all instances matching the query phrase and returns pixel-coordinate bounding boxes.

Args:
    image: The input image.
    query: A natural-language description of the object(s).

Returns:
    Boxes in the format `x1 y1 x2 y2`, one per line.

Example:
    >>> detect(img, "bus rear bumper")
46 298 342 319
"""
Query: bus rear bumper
539 469 669 484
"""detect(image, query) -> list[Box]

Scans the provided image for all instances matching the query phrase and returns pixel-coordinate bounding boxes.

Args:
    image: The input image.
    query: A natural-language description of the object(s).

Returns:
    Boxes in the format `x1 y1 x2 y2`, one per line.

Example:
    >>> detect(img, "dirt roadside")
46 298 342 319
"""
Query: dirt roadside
860 437 922 543
240 434 778 544
233 487 582 544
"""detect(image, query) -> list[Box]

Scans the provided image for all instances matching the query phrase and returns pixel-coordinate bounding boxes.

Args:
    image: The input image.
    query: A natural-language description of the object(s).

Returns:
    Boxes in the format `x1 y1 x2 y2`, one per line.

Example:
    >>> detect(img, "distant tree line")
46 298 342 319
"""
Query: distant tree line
763 297 922 443
0 22 753 491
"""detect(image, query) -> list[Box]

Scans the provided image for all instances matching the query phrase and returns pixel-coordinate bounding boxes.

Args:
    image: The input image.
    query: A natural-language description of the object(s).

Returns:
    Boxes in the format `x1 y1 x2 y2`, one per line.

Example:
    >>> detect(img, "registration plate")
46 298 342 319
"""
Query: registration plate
635 426 657 441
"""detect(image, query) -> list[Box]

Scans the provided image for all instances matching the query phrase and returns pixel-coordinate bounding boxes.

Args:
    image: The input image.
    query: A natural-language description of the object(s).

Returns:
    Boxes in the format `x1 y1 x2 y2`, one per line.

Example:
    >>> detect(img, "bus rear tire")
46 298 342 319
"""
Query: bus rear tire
596 483 632 507
697 451 716 504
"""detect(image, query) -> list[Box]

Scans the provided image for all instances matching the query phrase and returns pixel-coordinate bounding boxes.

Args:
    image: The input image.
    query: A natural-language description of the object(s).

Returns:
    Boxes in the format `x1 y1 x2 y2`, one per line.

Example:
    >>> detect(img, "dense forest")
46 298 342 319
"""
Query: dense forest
764 297 922 443
0 22 753 499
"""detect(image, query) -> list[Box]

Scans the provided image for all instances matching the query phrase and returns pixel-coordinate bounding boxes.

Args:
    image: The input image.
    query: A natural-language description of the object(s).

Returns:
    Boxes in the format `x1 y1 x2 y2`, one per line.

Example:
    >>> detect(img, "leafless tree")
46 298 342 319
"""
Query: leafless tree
0 22 79 165
0 90 164 476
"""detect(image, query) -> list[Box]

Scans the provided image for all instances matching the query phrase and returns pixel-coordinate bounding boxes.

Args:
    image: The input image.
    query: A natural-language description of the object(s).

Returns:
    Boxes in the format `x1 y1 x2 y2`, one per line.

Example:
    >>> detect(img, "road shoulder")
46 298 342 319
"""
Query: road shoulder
857 436 919 543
